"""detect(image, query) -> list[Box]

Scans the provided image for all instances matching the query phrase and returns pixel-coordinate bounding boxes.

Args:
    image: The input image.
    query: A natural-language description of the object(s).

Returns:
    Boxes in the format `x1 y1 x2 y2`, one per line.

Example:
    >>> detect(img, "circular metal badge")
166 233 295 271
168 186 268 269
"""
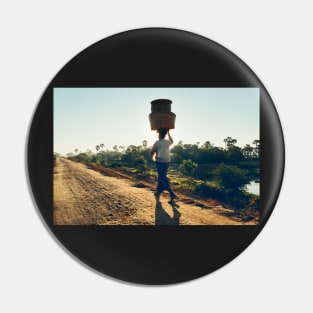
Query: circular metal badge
27 28 284 284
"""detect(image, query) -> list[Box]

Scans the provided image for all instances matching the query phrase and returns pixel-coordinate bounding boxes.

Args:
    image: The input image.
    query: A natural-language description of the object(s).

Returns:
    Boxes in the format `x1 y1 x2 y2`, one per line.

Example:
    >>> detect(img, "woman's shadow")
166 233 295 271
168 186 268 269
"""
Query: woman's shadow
155 199 181 225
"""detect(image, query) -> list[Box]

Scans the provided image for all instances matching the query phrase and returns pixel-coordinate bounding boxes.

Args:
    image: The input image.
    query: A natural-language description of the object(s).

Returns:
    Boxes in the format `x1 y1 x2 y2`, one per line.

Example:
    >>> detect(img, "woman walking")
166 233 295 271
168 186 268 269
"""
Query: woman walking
150 128 177 204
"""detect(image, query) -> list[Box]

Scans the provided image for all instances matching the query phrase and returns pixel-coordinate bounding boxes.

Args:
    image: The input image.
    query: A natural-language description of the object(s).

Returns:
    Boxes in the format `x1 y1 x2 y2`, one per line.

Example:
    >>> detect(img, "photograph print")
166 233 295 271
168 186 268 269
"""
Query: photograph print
53 88 260 225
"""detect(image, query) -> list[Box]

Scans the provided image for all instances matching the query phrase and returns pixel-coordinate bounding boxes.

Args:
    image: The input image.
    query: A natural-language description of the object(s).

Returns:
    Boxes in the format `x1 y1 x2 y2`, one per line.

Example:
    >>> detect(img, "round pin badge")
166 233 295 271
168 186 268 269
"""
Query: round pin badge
27 28 284 284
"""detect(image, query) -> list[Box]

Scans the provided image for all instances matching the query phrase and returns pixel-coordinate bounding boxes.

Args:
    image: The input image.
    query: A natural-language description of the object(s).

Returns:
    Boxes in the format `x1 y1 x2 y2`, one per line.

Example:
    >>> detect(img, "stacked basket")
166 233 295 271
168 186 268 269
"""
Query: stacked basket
149 99 176 130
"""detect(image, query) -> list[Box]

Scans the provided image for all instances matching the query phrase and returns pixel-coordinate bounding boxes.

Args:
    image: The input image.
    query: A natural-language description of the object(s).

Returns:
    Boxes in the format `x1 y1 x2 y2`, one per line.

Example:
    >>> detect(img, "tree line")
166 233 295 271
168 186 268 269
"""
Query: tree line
61 137 259 188
62 137 259 169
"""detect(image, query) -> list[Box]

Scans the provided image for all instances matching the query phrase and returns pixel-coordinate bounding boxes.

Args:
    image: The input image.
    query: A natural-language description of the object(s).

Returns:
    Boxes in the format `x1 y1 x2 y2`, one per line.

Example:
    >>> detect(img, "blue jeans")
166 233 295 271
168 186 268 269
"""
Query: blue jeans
155 162 175 197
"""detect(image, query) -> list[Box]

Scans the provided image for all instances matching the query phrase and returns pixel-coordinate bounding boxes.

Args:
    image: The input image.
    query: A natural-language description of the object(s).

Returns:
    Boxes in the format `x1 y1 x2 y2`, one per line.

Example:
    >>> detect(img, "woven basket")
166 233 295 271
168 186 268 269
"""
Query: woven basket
151 99 172 113
149 112 176 130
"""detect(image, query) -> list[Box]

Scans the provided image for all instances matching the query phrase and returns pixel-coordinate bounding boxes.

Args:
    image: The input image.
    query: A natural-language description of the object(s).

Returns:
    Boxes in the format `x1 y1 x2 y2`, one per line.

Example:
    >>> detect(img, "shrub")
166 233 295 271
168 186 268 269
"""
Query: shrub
179 159 198 175
135 156 149 173
213 163 250 191
195 182 222 198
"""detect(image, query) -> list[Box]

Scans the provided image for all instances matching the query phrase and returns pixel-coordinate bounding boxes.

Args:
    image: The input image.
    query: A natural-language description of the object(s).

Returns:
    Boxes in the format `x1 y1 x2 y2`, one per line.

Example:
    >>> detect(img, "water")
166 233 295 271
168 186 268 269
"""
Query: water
245 181 260 195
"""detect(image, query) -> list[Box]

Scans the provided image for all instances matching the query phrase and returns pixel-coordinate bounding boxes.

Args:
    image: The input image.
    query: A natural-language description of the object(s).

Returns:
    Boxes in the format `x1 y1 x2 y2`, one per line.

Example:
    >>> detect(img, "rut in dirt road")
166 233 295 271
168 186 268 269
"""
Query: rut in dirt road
53 158 257 225
54 158 155 225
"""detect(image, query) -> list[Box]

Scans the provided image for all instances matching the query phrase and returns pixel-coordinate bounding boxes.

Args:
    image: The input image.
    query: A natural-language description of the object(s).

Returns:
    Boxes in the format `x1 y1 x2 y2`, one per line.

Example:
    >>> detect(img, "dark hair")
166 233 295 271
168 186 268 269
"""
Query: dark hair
158 128 167 139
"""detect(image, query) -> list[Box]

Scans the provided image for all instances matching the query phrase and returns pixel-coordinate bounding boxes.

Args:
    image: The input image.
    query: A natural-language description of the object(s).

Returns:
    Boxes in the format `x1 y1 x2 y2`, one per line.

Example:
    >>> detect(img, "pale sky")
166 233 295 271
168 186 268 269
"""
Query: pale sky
54 88 259 156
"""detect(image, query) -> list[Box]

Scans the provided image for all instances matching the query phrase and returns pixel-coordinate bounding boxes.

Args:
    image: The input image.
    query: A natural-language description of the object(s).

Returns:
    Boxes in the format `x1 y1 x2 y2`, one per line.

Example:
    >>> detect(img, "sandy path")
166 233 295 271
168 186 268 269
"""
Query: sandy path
53 158 256 225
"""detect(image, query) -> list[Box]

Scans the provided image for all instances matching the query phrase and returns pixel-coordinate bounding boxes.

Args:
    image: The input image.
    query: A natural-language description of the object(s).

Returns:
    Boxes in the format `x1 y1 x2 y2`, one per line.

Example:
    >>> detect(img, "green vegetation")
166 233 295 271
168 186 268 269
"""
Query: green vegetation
58 137 260 210
179 159 198 175
213 163 250 191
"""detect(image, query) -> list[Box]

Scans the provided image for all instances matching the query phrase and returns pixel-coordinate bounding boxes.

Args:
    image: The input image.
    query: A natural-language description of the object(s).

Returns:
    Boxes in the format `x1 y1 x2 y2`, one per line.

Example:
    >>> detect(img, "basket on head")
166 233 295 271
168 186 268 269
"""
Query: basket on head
151 99 172 113
149 99 176 130
149 112 176 130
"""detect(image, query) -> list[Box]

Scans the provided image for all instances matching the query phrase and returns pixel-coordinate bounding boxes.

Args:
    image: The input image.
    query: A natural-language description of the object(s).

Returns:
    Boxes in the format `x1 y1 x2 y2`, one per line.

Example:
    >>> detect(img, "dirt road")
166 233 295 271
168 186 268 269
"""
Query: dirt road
53 158 257 225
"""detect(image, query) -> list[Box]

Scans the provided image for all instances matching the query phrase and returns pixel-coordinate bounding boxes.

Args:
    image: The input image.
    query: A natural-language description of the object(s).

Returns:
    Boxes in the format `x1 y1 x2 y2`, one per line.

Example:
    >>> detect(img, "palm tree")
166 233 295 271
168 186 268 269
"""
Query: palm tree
252 140 260 158
201 141 212 149
95 145 100 153
242 144 253 158
231 138 237 147
224 137 237 150
100 143 105 151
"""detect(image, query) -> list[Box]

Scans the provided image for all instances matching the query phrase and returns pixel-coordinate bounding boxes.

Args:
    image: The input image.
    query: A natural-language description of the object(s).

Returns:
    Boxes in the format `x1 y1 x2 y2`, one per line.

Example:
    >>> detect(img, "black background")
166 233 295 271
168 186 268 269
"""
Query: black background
27 28 284 285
